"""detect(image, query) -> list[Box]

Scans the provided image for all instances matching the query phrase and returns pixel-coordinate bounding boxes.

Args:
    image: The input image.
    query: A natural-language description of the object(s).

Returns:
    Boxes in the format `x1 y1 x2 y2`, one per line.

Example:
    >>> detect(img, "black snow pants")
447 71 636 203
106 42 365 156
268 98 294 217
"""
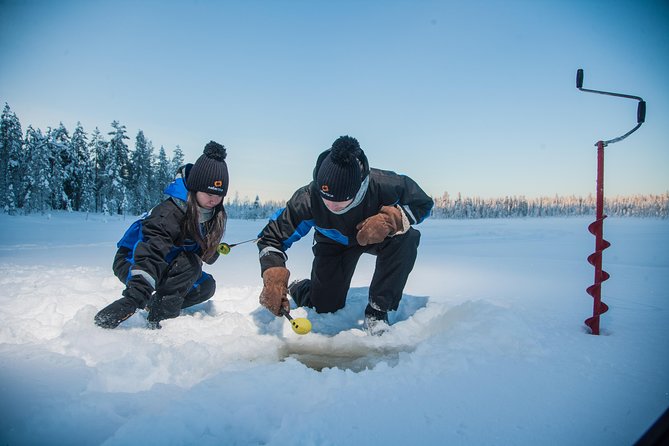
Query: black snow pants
113 248 216 322
290 227 421 313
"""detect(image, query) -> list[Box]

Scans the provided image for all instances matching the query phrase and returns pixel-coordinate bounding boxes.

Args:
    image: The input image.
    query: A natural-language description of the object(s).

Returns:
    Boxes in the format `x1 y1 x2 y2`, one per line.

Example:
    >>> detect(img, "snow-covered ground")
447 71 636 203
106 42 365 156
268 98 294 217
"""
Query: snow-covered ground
0 212 667 445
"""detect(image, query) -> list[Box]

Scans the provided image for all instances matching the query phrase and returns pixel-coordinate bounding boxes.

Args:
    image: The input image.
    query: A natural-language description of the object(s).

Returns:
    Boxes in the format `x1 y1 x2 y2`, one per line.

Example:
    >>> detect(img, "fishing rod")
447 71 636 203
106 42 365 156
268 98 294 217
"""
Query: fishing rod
216 234 313 333
216 237 260 255
216 238 313 333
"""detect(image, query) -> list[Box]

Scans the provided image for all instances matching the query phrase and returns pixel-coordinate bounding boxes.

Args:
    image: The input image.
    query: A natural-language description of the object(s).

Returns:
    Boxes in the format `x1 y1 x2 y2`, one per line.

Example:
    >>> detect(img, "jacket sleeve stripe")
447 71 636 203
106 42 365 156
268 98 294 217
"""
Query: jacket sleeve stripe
130 269 156 289
402 204 418 225
259 246 287 261
314 226 349 245
283 219 315 250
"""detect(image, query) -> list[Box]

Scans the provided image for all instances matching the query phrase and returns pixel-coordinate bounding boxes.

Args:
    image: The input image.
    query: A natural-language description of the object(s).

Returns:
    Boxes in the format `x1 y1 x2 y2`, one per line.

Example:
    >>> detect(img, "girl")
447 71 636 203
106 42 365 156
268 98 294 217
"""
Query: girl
95 141 229 329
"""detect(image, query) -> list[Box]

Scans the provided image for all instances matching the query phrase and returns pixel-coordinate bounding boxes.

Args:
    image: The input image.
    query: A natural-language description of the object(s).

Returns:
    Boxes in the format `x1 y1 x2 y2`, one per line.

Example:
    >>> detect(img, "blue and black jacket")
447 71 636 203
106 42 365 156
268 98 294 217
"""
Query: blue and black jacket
116 166 218 301
257 149 434 274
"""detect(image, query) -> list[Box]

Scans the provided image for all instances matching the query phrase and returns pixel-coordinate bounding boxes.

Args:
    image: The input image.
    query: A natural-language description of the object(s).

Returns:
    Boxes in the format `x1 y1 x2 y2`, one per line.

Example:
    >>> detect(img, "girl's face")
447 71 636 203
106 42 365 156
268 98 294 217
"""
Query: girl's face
195 192 223 209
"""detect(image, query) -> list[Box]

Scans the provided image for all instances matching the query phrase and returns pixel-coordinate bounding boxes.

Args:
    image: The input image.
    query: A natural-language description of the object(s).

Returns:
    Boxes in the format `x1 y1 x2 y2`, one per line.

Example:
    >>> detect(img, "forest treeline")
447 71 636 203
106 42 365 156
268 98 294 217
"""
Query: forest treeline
1 103 666 219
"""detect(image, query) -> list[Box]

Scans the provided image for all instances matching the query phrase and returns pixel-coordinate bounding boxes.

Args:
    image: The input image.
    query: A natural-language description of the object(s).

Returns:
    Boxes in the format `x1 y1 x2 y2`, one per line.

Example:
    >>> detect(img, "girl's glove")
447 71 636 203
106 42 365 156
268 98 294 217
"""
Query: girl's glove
94 297 138 329
259 267 291 316
356 205 405 246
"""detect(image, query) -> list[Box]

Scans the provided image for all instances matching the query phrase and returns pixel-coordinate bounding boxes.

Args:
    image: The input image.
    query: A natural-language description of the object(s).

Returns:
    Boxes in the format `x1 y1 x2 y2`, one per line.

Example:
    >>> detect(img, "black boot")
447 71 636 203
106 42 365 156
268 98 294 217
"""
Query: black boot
364 304 389 336
288 279 311 307
94 297 138 329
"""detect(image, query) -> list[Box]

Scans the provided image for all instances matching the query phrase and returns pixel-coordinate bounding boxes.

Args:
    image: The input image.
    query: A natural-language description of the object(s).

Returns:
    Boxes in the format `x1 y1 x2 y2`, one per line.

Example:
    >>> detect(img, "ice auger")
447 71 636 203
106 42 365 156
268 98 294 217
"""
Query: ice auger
576 69 646 335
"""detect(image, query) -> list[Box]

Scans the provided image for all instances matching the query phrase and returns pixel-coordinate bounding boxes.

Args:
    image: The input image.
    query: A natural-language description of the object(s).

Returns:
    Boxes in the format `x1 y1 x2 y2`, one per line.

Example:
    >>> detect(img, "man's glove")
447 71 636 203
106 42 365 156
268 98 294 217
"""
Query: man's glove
259 266 290 316
356 205 405 246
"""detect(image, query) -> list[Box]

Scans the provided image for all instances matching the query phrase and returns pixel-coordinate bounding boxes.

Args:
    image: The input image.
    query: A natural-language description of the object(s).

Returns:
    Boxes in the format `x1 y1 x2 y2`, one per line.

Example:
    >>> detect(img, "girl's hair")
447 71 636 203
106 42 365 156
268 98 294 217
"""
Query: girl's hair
182 192 227 262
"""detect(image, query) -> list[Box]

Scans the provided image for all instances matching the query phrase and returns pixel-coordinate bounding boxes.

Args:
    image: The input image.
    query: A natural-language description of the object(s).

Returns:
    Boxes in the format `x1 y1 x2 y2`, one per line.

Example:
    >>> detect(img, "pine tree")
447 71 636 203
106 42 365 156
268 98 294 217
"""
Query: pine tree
1 103 25 212
89 128 110 213
70 122 93 211
24 126 51 213
46 124 70 210
154 145 172 203
129 130 154 214
171 145 185 173
252 195 261 220
107 121 130 214
51 122 78 211
0 103 11 210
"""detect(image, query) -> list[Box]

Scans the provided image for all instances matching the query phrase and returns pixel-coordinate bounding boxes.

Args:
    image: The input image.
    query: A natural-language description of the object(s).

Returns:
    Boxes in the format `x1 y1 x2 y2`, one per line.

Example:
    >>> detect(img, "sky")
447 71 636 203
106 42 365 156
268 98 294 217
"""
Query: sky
1 0 668 202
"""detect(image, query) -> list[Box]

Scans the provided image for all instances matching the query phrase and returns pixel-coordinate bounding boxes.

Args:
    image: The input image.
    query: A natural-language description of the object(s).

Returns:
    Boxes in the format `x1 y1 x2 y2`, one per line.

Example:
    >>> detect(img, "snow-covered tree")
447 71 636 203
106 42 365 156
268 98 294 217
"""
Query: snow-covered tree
23 126 51 213
46 124 70 210
0 103 25 212
129 130 154 214
89 128 110 213
70 122 95 211
51 122 79 211
107 121 130 214
153 145 172 204
171 145 184 173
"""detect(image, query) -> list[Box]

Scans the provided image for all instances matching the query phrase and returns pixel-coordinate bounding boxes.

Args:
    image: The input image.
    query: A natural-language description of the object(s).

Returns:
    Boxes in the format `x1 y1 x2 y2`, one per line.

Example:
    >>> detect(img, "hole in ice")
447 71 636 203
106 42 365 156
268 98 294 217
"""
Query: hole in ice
280 342 415 372
275 288 428 372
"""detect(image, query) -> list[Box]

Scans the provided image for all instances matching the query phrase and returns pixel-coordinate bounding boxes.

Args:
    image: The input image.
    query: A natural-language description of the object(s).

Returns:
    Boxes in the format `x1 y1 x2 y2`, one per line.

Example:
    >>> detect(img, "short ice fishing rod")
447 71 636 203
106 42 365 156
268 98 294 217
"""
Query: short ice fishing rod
217 237 260 255
216 238 312 333
576 68 646 335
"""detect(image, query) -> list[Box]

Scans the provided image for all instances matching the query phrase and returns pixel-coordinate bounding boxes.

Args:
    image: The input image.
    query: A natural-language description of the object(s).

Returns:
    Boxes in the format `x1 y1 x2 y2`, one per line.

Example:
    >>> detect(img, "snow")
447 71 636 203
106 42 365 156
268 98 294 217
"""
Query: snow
0 213 667 445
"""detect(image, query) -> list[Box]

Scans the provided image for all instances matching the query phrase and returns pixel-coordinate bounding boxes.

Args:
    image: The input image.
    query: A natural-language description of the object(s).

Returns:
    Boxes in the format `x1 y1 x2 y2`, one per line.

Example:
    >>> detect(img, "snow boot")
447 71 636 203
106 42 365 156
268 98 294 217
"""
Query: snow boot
288 279 310 307
94 297 138 329
146 320 162 330
364 304 390 336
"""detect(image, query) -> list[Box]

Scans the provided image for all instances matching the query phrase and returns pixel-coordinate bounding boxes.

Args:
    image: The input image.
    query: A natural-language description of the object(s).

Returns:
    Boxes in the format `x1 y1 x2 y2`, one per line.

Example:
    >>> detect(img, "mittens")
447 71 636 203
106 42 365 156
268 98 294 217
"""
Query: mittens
356 205 405 246
259 266 291 316
94 297 138 329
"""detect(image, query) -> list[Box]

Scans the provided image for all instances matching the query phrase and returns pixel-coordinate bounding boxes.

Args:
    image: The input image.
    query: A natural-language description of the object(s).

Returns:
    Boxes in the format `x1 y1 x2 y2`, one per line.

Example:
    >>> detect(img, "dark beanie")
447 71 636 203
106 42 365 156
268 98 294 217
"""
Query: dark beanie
186 141 229 196
316 136 363 201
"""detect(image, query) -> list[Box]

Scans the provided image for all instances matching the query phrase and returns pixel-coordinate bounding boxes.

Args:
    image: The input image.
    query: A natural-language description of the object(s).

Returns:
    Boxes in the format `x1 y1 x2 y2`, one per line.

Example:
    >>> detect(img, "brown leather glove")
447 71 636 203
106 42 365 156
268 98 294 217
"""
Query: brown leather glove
259 266 290 316
356 205 404 246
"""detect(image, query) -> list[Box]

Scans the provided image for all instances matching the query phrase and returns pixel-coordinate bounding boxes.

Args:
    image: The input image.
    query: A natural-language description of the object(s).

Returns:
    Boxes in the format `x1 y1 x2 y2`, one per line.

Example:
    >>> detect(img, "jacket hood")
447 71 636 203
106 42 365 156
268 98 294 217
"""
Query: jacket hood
163 164 192 202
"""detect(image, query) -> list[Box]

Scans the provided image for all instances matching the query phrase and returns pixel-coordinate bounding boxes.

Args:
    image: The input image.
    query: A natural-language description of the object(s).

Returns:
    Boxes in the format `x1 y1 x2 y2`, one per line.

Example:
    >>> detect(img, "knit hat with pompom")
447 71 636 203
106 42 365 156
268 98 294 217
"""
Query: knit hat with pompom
186 141 229 196
316 136 364 201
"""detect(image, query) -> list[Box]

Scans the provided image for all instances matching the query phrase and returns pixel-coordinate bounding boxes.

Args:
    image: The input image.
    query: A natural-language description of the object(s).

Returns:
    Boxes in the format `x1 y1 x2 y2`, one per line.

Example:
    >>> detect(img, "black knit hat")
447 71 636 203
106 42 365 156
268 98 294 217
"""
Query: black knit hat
186 141 229 196
316 136 363 201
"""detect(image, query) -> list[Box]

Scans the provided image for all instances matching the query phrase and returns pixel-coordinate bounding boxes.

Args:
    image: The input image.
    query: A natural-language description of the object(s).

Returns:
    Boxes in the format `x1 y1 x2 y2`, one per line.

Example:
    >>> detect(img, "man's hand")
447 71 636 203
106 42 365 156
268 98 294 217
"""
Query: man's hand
259 266 291 316
356 205 404 246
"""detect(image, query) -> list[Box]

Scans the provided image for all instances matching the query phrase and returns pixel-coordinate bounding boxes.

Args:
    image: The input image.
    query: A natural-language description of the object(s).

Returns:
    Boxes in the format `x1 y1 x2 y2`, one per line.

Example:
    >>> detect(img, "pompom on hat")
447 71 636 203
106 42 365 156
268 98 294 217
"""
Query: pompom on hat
316 136 363 201
186 141 229 196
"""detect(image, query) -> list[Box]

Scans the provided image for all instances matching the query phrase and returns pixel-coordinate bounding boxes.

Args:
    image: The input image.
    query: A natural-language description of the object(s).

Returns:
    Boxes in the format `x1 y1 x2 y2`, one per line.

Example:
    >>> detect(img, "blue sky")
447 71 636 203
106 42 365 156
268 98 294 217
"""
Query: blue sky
1 0 667 202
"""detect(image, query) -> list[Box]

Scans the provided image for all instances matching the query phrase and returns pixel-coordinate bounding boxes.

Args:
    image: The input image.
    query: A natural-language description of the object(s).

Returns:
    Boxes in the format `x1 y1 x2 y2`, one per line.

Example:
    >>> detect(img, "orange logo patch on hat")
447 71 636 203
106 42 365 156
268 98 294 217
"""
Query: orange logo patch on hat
321 185 329 192
214 180 223 187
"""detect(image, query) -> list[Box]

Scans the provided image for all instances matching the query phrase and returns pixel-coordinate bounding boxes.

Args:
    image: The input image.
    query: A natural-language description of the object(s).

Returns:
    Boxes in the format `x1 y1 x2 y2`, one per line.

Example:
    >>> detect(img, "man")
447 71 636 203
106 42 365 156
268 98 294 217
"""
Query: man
257 135 433 334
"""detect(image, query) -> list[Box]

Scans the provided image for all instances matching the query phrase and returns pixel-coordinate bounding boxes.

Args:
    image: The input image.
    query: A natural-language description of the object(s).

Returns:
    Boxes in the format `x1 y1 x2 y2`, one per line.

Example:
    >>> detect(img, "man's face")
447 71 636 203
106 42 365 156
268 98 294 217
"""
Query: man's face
322 197 354 213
